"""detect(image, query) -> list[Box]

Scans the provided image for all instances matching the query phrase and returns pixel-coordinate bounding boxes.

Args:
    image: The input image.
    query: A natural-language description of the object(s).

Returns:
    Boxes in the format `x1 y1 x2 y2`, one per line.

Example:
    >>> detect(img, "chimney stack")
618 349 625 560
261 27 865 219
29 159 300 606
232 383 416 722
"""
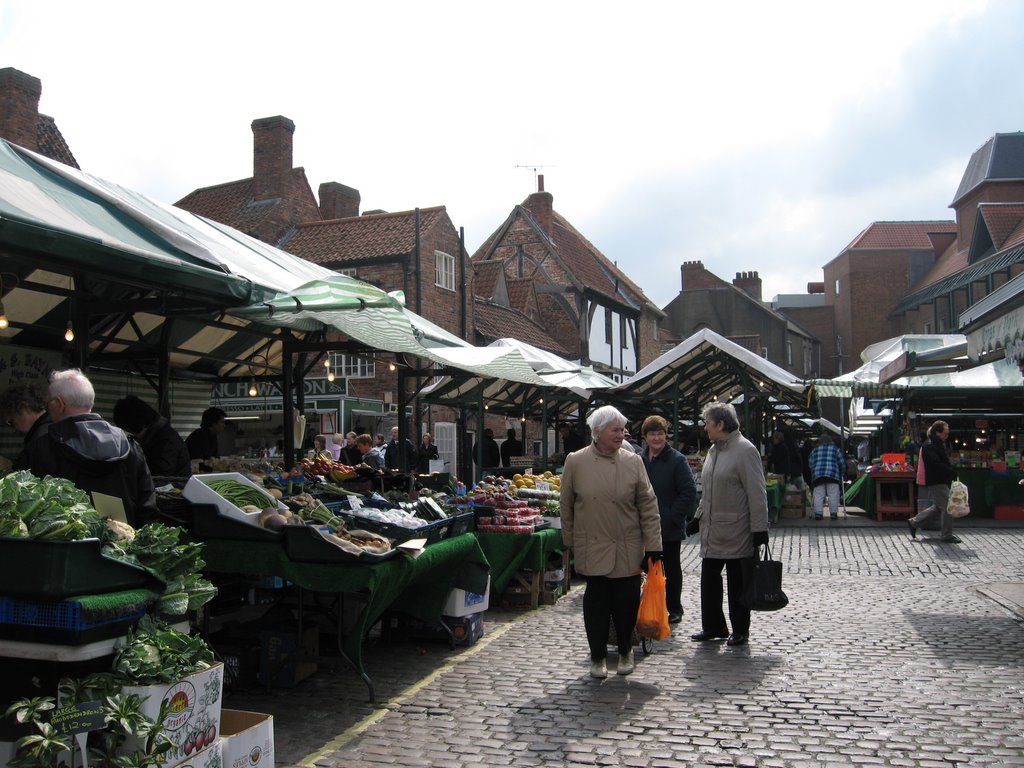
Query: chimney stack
0 68 42 151
807 281 825 294
319 182 361 220
733 270 762 301
252 116 295 202
680 260 705 291
523 189 554 235
537 174 545 192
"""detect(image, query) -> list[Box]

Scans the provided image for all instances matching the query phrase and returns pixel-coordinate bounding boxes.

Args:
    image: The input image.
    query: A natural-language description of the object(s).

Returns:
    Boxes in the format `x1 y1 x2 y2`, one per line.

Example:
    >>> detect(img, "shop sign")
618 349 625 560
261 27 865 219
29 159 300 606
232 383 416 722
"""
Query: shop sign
968 305 1024 364
212 377 346 400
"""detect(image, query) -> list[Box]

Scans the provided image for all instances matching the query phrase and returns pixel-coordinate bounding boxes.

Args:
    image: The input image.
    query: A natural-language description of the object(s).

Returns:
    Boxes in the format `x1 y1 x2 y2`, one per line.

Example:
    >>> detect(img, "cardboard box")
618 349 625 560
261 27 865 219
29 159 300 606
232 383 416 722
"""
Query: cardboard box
443 612 485 646
121 662 224 768
220 709 274 768
183 473 286 525
178 738 222 768
441 576 491 617
259 626 318 687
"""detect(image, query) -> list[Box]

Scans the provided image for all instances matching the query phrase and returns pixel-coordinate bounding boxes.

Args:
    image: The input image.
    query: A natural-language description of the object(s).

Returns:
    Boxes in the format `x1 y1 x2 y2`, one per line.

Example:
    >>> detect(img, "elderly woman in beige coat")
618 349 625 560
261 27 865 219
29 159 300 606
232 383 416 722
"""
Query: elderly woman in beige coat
689 401 769 647
561 405 662 679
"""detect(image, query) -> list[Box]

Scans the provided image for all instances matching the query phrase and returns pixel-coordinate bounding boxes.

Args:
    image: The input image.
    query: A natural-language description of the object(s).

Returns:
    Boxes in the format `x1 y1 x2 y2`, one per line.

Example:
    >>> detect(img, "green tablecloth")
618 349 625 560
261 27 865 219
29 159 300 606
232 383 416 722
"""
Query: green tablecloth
846 469 1024 518
201 532 489 676
766 483 783 511
475 528 565 595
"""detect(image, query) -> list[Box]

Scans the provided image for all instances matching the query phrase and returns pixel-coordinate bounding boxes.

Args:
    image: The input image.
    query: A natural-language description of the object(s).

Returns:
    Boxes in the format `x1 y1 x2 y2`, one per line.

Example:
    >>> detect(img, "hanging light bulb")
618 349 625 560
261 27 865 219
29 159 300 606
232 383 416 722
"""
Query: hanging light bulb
327 371 335 382
324 358 331 368
0 301 8 330
64 320 75 342
389 361 396 372
248 380 258 397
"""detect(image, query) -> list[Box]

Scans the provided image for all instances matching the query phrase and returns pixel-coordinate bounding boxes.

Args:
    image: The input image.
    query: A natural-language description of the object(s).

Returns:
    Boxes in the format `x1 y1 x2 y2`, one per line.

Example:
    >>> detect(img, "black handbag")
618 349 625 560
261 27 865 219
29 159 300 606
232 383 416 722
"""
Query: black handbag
746 542 789 611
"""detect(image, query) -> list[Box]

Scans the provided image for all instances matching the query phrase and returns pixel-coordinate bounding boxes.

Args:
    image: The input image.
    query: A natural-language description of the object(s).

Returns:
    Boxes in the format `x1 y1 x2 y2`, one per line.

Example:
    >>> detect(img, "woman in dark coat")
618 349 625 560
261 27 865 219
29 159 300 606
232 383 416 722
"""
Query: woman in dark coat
640 415 696 625
113 395 192 477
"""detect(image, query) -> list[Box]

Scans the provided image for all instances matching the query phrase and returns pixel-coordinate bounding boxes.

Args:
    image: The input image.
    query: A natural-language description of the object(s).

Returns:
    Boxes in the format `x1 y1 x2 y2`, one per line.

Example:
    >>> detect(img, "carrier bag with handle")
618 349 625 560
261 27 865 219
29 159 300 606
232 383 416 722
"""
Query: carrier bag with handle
746 541 789 611
636 558 672 640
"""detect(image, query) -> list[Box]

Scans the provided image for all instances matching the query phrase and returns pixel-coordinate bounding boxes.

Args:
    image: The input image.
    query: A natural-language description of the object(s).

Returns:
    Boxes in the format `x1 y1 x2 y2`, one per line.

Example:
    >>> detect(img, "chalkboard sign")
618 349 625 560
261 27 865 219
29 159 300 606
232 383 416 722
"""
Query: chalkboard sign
49 700 106 735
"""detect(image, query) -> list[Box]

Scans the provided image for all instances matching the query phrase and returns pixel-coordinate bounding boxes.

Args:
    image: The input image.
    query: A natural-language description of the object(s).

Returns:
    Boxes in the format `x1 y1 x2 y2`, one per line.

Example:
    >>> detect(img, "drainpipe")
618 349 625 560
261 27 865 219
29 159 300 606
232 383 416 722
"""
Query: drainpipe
414 208 422 316
460 226 467 339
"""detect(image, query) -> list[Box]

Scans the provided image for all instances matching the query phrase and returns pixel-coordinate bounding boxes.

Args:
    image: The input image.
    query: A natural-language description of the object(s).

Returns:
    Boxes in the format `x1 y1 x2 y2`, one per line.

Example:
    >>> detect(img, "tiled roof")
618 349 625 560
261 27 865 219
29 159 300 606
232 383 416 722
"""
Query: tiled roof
843 221 956 251
506 278 536 316
473 300 572 356
546 209 650 308
1005 217 1024 251
282 207 447 265
175 175 297 237
978 203 1024 250
473 260 504 298
36 114 77 168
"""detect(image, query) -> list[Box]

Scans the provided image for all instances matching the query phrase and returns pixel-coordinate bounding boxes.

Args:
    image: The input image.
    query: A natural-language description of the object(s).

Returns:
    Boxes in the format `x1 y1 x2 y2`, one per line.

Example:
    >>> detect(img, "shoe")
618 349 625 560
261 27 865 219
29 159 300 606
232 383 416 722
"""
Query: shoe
726 634 749 647
690 630 729 642
668 611 683 624
907 520 917 539
617 650 635 676
814 516 823 521
941 534 961 543
589 659 607 679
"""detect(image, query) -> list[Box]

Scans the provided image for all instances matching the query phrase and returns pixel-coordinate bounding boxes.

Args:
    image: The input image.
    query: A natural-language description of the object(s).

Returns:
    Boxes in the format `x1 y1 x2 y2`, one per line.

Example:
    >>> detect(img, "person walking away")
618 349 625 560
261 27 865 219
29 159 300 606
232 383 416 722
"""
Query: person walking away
907 420 959 543
809 434 845 520
472 428 501 470
112 395 191 477
23 369 158 527
640 415 696 625
500 428 523 467
689 401 769 647
0 383 52 470
186 407 226 462
560 405 662 679
417 432 440 474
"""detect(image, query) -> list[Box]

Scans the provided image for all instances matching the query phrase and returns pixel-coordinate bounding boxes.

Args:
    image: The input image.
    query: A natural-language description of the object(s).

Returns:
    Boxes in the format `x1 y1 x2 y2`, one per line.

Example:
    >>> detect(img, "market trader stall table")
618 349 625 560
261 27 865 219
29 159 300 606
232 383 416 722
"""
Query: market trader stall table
200 532 489 702
475 528 567 608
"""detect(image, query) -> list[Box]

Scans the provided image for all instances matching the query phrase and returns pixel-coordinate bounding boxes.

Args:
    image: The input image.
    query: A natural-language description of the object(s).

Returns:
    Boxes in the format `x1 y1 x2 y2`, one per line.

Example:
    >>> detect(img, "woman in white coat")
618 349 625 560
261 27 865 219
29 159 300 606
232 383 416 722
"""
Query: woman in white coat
560 405 662 679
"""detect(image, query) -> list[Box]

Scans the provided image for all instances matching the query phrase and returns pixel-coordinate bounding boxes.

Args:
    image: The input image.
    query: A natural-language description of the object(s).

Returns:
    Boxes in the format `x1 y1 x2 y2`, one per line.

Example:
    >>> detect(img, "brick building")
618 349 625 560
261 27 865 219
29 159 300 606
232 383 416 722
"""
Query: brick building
472 178 664 382
662 261 820 378
0 67 77 168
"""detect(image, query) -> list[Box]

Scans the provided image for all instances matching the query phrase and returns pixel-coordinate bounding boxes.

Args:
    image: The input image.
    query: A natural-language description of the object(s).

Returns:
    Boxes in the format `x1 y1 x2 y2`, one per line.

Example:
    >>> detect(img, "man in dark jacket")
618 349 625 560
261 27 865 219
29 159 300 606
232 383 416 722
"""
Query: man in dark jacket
500 428 523 467
384 425 417 471
0 383 52 470
472 428 501 470
185 407 226 461
640 415 697 624
23 369 158 528
113 395 191 477
907 420 960 543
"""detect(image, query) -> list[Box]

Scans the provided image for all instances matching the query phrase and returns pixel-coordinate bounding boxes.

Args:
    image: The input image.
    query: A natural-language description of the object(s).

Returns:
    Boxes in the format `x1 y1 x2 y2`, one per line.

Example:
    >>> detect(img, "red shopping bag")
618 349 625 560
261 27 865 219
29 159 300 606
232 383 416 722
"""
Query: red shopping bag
636 558 671 640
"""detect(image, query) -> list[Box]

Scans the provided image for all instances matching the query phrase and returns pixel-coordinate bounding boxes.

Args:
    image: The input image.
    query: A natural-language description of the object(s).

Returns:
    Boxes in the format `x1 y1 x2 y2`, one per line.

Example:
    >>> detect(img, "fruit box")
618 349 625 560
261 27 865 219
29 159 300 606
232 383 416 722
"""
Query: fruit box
184 473 287 526
441 576 491 618
176 737 222 768
220 709 274 768
121 662 224 768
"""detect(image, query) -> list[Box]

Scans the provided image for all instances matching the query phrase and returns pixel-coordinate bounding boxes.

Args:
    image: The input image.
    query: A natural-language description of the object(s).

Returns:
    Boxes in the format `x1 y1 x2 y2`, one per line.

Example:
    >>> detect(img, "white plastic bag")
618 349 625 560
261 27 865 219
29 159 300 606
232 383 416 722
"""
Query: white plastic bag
947 479 970 518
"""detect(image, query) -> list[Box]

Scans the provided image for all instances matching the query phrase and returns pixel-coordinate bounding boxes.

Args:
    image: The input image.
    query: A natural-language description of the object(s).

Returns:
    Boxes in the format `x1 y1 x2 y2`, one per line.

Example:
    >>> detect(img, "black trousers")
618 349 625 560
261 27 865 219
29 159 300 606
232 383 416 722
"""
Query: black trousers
699 557 753 637
583 574 643 660
664 539 683 615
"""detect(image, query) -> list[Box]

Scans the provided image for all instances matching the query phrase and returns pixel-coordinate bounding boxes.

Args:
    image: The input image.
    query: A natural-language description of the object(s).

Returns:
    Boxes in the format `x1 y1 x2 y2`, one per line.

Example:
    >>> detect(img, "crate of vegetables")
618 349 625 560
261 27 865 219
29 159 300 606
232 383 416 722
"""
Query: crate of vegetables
184 473 288 526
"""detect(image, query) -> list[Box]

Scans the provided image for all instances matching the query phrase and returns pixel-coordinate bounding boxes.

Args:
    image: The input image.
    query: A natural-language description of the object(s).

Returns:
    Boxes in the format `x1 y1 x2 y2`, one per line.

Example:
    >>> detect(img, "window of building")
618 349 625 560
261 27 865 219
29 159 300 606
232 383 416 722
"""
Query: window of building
434 422 456 475
786 341 793 366
835 278 840 295
619 316 628 348
924 321 932 334
332 353 375 379
604 310 613 344
338 267 357 278
803 346 813 376
435 250 455 291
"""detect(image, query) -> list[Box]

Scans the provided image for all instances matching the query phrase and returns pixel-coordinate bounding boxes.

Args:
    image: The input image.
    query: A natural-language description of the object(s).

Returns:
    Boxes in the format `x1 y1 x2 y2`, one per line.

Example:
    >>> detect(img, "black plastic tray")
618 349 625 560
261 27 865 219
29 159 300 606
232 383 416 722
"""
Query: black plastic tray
0 538 164 601
282 524 397 564
329 509 453 544
191 503 283 542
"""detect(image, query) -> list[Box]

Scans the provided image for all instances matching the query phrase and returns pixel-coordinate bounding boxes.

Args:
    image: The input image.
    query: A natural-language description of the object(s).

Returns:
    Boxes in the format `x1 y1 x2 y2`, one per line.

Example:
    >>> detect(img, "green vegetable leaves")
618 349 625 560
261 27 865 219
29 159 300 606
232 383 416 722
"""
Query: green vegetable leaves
0 470 105 540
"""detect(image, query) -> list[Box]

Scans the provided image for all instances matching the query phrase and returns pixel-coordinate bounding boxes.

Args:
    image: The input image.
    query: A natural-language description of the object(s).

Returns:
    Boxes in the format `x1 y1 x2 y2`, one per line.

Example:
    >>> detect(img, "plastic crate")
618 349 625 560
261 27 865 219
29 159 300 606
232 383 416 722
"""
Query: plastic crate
191 503 283 542
281 524 398 563
326 507 454 545
0 592 150 644
447 511 476 538
0 538 164 601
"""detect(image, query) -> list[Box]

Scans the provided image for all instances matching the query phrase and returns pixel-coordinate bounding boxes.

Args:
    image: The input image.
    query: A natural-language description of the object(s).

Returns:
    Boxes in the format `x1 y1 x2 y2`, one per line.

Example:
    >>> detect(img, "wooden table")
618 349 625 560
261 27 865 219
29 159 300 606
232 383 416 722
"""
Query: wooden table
872 471 917 520
475 528 568 608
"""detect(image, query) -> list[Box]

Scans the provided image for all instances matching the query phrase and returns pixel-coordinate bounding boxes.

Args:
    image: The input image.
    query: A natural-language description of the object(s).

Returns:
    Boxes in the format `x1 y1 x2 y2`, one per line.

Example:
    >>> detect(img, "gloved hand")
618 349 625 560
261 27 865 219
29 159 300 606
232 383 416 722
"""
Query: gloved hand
685 517 700 537
752 530 769 547
642 551 663 570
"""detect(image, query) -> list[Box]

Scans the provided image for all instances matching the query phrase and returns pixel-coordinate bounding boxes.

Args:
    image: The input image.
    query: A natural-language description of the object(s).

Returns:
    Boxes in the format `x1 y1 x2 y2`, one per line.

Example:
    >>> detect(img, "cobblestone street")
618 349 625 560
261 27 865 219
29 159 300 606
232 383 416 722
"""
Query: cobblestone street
226 521 1024 767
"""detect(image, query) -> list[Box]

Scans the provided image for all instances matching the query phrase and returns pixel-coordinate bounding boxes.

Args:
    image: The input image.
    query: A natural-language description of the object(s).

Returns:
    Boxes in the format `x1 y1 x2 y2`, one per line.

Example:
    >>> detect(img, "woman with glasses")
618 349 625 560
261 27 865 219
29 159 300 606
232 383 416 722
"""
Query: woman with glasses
0 383 51 470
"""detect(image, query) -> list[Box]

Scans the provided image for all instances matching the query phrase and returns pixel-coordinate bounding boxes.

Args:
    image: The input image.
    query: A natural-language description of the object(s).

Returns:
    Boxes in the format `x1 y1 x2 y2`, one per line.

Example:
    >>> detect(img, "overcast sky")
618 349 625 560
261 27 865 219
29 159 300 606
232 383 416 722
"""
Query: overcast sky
3 1 1022 309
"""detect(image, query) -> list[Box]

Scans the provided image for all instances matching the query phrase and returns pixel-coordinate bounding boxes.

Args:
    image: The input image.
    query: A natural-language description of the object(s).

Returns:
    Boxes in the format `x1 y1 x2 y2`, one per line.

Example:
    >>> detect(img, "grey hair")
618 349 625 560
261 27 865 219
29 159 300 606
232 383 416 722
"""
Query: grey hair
586 405 628 438
49 368 95 410
701 401 739 433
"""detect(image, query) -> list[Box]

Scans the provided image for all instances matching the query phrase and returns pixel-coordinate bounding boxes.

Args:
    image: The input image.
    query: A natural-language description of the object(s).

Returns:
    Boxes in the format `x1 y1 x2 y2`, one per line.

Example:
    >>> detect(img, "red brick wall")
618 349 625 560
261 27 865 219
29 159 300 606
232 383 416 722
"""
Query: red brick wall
0 68 41 151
